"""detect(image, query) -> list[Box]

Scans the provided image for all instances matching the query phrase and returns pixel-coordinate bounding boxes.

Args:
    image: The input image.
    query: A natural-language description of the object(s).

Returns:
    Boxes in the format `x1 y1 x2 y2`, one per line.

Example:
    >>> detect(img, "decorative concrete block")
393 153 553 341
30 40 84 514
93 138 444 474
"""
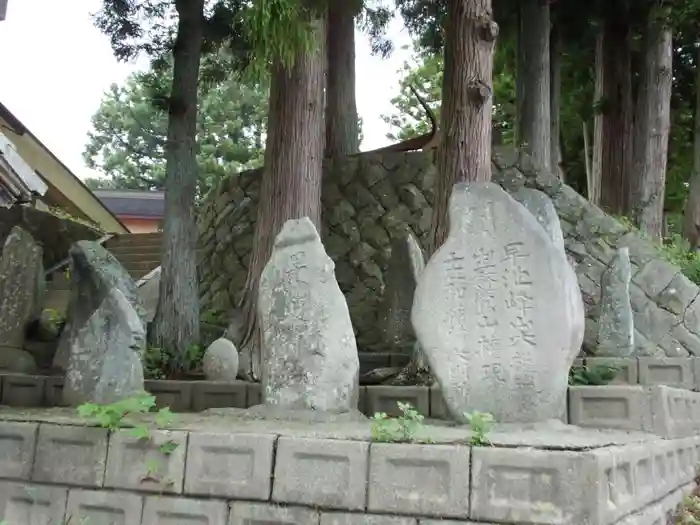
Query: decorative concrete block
32 424 108 486
321 512 418 524
638 357 693 389
584 357 639 384
65 489 144 525
568 385 652 431
145 380 193 412
192 381 247 411
0 421 37 480
44 376 67 407
142 496 228 524
429 388 449 419
471 446 598 524
588 442 660 524
104 429 187 494
247 382 261 407
273 437 369 510
649 385 700 438
653 439 682 498
229 502 319 524
365 386 430 418
368 443 470 518
184 431 275 499
0 481 68 524
0 374 45 407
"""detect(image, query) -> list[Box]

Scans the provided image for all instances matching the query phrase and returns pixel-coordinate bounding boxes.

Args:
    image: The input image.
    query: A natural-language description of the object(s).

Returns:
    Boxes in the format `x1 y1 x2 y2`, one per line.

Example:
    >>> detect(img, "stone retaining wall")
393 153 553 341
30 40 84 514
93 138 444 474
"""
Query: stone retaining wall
197 147 700 356
0 416 698 524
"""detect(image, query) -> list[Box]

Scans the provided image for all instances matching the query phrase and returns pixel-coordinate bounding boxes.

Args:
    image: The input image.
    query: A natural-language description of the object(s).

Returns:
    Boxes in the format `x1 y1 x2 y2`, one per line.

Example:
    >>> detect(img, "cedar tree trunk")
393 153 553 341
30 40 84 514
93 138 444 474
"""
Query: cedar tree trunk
325 0 360 158
683 46 700 249
149 0 203 373
550 23 564 181
592 5 634 215
631 18 672 239
515 0 551 173
238 16 327 380
428 0 498 255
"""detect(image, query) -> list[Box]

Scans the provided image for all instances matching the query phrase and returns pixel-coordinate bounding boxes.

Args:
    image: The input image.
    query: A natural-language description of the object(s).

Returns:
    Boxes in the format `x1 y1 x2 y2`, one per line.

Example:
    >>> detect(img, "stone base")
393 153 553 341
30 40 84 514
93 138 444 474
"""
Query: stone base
0 409 696 525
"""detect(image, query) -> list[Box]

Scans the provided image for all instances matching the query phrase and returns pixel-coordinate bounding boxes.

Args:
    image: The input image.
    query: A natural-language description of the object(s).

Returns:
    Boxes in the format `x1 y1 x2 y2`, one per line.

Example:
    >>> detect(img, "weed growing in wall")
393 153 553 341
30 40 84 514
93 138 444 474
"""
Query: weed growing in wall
568 363 619 386
463 411 494 446
371 402 426 443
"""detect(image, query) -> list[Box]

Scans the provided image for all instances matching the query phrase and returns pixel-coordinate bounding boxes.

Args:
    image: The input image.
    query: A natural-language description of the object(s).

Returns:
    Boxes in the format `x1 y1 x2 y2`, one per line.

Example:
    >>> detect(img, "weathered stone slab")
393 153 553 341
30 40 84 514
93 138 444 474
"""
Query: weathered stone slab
0 226 43 349
258 217 359 412
63 287 145 405
377 232 425 352
55 240 146 372
412 182 584 422
596 247 634 357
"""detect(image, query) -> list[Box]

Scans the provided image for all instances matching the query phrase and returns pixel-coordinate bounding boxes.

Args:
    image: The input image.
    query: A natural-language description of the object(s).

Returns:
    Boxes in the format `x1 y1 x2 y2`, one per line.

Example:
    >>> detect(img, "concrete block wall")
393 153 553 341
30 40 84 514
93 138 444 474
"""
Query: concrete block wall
569 384 700 438
0 419 698 524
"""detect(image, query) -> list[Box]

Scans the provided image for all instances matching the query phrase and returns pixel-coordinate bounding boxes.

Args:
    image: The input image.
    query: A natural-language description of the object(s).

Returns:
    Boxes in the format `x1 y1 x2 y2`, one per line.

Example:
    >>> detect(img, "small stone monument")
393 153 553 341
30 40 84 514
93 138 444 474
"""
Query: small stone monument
61 241 146 405
378 232 425 352
412 182 584 423
257 217 359 413
0 226 44 350
597 247 634 356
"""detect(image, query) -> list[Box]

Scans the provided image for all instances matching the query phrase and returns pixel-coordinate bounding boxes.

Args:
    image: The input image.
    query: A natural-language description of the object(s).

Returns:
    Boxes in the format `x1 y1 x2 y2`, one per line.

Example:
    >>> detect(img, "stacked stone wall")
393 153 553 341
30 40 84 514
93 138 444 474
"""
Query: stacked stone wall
197 147 700 357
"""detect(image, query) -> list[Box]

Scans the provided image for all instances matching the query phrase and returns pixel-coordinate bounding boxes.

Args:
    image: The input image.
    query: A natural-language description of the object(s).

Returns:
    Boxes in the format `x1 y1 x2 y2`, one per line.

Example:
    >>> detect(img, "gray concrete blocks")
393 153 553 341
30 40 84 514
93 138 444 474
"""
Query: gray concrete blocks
229 502 319 524
0 374 44 407
321 512 417 524
145 379 194 412
365 386 430 417
638 357 694 389
142 496 228 524
65 489 144 525
471 446 597 524
0 421 37 480
429 387 449 419
649 385 698 438
191 380 247 411
104 429 188 494
184 431 275 499
585 357 639 384
588 441 663 524
32 424 108 486
568 385 652 432
0 481 68 524
368 443 470 518
273 437 369 510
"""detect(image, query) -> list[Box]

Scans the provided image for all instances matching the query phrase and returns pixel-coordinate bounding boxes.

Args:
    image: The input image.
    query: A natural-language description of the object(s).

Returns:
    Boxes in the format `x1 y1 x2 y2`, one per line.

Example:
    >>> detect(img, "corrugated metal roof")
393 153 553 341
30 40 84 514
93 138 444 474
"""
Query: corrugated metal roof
93 189 165 219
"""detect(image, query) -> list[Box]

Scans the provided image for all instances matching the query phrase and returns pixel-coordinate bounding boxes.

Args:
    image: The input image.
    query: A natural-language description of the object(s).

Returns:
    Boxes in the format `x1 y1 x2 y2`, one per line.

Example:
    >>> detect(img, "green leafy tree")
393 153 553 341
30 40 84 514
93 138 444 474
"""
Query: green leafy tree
84 64 268 196
380 41 516 144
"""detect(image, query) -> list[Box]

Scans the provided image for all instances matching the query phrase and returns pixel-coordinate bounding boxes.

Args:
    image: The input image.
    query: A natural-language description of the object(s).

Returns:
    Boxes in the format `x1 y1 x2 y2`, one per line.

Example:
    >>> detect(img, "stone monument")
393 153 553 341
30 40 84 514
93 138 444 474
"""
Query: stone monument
257 217 359 413
412 182 585 423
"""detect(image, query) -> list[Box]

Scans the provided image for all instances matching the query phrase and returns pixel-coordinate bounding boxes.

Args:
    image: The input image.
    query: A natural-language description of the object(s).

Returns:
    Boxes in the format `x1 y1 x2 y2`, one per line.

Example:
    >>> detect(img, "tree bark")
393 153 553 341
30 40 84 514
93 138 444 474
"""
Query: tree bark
683 46 700 249
631 18 672 240
238 16 327 380
325 0 360 158
550 22 563 181
149 0 203 373
515 0 550 173
428 0 498 255
592 4 634 215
